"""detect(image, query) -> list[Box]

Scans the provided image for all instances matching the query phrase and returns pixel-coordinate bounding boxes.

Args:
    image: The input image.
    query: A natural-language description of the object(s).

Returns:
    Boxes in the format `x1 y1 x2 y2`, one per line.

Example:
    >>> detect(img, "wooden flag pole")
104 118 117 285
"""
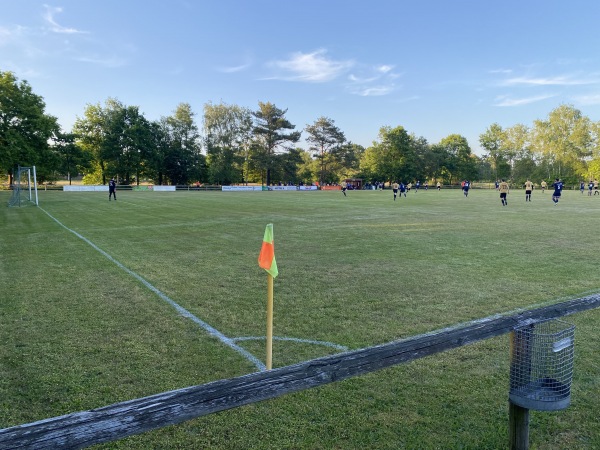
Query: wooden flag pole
266 273 274 370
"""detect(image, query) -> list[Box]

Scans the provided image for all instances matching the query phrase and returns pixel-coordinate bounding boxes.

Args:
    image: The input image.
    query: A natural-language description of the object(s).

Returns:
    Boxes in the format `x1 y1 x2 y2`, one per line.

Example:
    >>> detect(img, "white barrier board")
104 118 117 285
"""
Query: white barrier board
63 185 108 191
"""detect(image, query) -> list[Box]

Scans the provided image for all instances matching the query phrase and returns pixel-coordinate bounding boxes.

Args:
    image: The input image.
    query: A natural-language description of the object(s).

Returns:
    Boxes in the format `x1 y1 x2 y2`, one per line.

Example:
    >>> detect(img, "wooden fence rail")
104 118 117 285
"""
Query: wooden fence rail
2 294 599 449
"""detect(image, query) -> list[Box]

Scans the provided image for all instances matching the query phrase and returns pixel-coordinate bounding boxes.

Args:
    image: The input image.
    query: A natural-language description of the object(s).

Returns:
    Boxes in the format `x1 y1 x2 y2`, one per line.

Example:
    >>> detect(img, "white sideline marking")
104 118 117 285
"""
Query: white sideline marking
233 336 349 351
40 207 267 371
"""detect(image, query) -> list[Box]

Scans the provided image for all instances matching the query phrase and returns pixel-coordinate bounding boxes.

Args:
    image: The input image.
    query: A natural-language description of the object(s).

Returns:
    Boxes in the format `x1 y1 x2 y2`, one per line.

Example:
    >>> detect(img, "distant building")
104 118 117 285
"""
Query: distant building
344 178 363 190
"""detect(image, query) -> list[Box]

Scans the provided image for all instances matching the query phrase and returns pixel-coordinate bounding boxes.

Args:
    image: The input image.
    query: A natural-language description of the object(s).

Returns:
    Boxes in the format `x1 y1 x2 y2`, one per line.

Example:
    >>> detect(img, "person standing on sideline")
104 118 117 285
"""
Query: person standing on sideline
392 181 399 201
341 180 347 197
580 181 585 194
541 180 547 193
589 180 594 196
524 179 533 202
109 177 117 201
499 179 509 206
463 180 470 197
415 180 420 192
594 179 599 195
552 178 564 205
437 181 441 191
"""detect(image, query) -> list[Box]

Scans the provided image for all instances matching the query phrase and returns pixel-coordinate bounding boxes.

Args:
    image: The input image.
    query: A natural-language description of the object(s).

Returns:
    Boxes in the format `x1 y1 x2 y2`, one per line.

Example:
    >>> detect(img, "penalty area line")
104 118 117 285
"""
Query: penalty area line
39 207 267 372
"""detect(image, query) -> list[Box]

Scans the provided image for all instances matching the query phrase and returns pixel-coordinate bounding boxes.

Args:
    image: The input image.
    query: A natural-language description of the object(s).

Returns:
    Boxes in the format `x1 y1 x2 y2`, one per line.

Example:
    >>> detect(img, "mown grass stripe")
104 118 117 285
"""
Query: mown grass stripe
39 206 267 372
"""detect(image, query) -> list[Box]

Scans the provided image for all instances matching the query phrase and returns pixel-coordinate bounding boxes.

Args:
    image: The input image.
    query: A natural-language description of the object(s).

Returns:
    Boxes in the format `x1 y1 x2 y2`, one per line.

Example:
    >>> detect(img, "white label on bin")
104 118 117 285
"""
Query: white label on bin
553 337 572 352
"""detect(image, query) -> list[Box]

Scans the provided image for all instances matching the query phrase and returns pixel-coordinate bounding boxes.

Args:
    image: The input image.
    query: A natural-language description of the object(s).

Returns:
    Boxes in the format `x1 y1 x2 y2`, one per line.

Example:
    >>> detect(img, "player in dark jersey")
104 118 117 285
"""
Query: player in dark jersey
109 177 117 201
399 182 407 198
552 178 563 205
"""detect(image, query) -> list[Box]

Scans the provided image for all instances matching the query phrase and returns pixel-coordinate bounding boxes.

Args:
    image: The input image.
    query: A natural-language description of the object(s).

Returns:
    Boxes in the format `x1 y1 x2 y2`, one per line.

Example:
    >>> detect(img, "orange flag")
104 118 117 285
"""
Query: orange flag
258 224 278 278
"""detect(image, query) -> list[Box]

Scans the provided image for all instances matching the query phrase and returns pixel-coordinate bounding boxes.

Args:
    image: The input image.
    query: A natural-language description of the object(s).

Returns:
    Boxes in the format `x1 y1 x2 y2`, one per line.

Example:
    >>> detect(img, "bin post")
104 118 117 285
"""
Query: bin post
509 329 530 449
508 320 575 450
509 398 529 450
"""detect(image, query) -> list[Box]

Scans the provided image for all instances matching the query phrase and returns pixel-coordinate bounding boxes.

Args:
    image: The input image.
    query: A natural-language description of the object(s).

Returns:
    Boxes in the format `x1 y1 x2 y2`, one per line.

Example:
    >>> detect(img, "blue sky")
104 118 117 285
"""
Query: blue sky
3 0 600 155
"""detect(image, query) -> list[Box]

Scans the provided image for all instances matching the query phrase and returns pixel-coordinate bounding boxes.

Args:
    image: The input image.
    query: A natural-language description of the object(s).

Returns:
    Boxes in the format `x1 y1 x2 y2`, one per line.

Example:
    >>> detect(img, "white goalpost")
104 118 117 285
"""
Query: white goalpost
8 165 38 207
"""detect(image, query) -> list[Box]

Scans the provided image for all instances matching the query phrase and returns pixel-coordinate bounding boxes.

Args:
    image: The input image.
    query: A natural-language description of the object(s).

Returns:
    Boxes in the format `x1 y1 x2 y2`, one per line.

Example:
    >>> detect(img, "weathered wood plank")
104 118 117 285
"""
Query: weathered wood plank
1 294 599 449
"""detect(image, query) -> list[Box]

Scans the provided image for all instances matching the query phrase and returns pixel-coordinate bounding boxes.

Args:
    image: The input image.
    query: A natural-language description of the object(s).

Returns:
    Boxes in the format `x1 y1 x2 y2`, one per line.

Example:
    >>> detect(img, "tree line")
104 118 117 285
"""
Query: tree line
2 70 600 187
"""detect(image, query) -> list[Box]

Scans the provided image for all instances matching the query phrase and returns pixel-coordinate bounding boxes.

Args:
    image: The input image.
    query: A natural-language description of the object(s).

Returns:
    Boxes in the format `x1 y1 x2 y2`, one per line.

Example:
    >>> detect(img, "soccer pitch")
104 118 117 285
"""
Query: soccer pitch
1 188 599 448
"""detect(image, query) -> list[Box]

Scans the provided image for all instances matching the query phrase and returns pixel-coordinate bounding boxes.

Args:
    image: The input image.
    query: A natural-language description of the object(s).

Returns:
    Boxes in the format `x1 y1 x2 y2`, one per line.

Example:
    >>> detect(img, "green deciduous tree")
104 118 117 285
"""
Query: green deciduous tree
531 104 593 182
203 101 252 185
372 126 414 182
504 123 533 184
360 127 437 184
295 149 317 185
103 102 152 185
272 147 305 185
53 131 88 185
163 103 204 185
0 71 59 183
74 98 154 185
480 123 510 181
331 142 364 181
73 99 113 184
423 143 450 184
439 134 477 183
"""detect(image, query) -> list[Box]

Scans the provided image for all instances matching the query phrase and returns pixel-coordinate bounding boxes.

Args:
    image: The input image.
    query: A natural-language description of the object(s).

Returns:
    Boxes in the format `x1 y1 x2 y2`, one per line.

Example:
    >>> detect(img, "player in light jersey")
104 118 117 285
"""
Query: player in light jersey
524 179 533 202
499 179 509 206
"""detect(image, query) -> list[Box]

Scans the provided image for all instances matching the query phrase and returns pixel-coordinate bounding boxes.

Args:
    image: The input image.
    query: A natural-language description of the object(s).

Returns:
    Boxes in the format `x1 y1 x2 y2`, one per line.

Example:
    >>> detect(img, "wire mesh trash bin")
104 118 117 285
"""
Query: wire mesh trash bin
509 319 575 411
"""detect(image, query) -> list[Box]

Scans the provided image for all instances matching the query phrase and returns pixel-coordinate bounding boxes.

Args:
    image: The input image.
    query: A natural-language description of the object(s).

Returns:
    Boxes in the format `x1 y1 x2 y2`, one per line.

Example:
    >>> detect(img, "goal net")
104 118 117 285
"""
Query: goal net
8 166 38 207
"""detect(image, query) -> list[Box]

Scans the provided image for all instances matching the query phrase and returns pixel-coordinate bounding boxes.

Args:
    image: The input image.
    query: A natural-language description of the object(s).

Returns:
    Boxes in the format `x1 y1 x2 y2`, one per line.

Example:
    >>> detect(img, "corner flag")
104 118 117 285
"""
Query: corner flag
258 224 278 278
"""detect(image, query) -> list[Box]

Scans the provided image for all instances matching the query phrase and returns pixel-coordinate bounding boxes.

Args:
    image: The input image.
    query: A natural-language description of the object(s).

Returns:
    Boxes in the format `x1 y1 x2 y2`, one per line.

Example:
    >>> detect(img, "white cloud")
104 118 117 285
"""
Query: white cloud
376 64 393 73
0 26 12 45
353 85 395 97
493 94 555 107
267 49 354 82
394 95 419 103
0 25 29 46
43 5 86 34
218 63 251 73
489 68 512 74
76 55 127 68
1 60 41 78
572 94 600 105
347 74 379 83
502 75 599 87
346 63 399 97
265 49 398 98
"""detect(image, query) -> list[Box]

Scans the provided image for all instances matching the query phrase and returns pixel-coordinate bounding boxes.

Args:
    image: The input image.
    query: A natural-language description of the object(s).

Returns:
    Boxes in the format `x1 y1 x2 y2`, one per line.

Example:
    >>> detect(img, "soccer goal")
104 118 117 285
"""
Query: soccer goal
8 165 38 207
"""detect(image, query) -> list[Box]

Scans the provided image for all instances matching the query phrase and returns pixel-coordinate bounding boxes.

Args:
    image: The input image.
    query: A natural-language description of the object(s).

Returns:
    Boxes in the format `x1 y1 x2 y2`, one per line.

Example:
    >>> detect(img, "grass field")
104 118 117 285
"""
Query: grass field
1 187 599 449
